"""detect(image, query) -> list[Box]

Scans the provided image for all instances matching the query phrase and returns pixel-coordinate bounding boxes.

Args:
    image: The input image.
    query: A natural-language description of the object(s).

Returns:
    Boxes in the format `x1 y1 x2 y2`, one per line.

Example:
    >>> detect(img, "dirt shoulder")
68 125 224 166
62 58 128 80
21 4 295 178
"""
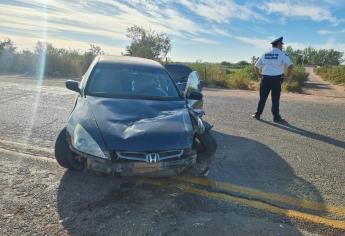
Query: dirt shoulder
303 67 345 98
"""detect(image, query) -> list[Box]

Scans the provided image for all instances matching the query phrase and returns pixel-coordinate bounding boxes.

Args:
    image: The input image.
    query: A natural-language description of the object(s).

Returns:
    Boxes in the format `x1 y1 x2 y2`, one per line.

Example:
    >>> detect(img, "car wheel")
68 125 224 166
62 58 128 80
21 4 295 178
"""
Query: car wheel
195 130 217 162
55 127 85 171
188 130 217 176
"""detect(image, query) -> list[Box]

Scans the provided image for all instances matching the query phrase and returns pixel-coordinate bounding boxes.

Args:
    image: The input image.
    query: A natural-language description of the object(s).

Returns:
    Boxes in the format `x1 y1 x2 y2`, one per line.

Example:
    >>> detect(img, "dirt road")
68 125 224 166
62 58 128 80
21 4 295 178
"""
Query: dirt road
303 67 345 98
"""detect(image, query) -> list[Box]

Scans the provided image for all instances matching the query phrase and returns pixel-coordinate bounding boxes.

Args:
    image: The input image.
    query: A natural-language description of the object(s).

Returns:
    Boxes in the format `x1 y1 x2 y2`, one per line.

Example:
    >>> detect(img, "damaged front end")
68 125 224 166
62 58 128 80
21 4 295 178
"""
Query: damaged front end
66 97 206 177
83 148 197 177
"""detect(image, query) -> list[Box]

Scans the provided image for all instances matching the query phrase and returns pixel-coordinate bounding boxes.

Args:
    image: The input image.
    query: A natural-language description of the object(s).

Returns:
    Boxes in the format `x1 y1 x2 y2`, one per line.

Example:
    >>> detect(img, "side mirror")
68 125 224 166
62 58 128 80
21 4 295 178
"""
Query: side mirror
66 80 80 93
187 91 203 100
199 80 205 90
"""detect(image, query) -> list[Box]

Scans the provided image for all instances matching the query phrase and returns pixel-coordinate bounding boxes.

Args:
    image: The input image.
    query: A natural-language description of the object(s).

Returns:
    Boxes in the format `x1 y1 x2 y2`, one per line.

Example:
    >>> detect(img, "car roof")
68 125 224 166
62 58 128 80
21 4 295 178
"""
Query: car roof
98 55 164 68
165 63 192 68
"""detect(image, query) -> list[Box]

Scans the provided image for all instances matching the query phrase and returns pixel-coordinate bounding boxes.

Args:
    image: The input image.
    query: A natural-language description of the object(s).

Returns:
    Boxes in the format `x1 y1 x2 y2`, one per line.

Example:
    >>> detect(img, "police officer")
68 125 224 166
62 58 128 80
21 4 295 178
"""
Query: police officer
252 37 293 122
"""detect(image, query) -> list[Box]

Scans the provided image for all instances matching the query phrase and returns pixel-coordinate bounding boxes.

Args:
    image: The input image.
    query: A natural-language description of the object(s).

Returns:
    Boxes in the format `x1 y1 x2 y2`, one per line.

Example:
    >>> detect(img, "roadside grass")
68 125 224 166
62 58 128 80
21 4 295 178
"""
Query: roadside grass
315 66 345 85
282 66 309 92
185 62 258 90
186 63 308 92
0 40 308 93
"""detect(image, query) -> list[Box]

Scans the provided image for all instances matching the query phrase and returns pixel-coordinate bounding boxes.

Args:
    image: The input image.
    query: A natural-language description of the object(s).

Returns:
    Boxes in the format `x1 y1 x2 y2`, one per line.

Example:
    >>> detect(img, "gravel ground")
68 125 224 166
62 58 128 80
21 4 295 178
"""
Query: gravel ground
0 75 344 235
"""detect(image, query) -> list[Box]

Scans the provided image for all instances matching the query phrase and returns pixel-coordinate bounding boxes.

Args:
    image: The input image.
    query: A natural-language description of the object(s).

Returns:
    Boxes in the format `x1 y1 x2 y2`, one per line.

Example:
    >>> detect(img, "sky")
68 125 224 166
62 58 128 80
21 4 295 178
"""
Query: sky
0 0 345 62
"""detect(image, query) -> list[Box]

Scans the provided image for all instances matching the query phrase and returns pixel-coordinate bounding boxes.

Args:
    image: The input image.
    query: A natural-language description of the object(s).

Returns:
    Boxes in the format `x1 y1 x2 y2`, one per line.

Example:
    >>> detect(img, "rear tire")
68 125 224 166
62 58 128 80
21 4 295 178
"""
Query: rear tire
55 127 85 171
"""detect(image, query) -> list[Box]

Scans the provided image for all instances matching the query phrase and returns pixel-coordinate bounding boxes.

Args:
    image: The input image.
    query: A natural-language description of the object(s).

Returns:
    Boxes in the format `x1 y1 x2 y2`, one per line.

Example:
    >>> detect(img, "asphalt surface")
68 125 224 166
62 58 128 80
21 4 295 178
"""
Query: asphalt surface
0 74 345 235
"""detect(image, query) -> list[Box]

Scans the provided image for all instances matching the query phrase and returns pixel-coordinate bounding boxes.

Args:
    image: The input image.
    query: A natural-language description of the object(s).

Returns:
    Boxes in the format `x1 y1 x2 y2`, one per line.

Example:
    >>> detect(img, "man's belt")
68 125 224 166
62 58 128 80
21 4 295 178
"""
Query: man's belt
262 74 283 78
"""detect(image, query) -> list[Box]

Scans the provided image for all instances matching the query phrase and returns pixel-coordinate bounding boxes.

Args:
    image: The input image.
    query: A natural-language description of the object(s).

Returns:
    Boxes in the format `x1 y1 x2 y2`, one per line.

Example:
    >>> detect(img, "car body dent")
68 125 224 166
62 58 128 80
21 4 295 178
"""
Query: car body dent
67 96 194 153
66 96 109 157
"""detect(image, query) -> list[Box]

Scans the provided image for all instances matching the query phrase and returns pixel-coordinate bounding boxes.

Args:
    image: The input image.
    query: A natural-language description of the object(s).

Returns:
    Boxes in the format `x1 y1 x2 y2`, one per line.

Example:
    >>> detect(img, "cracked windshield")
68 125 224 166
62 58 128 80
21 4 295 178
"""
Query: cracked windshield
0 0 344 235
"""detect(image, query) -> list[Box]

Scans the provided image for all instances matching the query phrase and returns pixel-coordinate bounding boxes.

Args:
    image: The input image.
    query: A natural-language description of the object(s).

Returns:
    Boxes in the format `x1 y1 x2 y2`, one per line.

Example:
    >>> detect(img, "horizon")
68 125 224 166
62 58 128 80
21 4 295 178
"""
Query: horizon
1 0 345 63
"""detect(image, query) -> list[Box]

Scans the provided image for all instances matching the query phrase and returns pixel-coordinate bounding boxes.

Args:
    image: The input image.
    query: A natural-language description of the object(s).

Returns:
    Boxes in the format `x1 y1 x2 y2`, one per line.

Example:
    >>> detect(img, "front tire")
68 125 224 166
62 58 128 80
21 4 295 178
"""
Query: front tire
55 127 85 171
188 130 217 176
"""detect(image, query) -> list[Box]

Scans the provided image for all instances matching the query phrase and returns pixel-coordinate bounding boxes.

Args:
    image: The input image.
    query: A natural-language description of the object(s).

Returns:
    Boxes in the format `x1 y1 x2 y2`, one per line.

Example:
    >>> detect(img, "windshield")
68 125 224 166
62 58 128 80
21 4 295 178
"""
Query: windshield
86 63 180 100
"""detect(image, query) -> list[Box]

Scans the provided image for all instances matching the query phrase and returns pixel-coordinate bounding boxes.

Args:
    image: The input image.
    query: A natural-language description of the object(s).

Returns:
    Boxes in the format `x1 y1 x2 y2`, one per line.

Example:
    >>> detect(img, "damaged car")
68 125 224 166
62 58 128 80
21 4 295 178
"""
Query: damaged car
55 56 216 176
165 63 204 93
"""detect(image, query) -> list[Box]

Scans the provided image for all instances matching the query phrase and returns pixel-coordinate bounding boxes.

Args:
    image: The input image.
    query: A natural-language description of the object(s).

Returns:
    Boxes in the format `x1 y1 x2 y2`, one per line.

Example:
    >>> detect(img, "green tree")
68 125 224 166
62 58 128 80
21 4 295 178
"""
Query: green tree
125 25 171 61
285 46 343 66
236 60 250 67
251 56 259 65
0 38 17 73
83 44 103 71
0 38 16 54
221 61 232 66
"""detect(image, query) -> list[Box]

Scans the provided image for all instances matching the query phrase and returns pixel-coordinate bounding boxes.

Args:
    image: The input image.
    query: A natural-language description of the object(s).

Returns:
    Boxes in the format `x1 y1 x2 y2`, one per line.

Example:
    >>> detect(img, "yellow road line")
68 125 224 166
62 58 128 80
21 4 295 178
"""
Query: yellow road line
174 176 345 218
145 179 345 231
0 139 54 154
2 138 345 229
0 147 56 162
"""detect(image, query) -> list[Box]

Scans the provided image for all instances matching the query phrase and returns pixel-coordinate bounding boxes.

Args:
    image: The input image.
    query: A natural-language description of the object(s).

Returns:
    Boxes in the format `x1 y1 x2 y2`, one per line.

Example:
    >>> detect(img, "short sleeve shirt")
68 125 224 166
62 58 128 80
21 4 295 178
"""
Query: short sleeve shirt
255 48 293 76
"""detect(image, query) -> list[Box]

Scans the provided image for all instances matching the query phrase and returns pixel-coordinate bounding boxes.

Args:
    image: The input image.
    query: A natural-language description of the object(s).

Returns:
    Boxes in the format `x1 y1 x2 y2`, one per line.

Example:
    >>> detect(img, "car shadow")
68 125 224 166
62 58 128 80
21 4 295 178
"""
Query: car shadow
258 119 345 149
57 131 326 235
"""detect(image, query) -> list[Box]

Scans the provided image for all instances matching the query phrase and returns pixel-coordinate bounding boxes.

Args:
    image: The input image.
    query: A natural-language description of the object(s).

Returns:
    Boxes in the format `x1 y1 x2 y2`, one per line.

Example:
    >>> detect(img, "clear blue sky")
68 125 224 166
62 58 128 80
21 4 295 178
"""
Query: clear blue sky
0 0 344 62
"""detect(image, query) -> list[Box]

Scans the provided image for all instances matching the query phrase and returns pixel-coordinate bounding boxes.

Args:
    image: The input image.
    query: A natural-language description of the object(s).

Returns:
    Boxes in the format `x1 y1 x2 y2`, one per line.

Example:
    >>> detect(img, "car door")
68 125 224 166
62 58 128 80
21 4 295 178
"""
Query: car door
164 64 192 92
184 71 203 109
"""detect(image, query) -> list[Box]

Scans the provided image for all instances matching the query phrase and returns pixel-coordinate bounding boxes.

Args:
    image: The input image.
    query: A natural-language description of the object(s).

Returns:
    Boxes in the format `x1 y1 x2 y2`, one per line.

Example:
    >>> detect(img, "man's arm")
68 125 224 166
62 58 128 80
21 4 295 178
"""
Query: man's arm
285 65 293 80
254 56 263 80
255 66 262 80
283 52 293 80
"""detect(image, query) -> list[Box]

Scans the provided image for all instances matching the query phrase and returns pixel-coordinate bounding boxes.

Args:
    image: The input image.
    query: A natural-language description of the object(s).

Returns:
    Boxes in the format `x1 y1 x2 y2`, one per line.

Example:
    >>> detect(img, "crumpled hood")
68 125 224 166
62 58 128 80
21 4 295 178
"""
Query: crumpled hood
87 96 194 152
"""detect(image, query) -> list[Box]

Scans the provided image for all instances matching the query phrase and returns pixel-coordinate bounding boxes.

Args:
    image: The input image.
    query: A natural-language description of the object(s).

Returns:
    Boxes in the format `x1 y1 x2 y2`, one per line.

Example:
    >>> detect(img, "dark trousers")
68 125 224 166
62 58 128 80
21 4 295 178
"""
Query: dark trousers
256 75 283 117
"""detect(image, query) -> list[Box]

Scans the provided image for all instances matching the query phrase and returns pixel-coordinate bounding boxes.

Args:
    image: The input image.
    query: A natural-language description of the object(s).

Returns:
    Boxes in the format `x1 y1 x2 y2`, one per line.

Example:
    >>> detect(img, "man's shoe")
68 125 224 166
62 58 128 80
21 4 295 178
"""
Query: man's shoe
252 113 260 119
273 115 286 123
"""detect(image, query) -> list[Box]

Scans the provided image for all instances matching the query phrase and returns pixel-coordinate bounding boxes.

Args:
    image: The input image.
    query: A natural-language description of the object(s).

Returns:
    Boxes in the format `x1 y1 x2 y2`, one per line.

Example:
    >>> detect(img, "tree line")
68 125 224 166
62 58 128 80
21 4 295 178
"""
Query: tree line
0 38 102 77
1 25 344 78
285 46 343 66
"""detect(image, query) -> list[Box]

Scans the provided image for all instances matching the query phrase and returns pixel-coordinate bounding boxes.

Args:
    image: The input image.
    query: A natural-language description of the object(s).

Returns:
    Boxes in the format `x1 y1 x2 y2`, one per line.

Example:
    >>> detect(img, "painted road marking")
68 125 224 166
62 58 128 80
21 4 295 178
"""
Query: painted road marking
0 147 55 162
174 176 345 218
145 179 345 231
1 139 345 230
0 139 54 156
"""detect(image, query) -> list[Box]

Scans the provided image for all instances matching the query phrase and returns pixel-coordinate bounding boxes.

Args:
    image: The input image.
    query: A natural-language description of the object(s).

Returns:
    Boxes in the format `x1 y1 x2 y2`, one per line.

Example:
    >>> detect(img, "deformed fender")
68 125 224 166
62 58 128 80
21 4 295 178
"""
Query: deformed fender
203 120 213 132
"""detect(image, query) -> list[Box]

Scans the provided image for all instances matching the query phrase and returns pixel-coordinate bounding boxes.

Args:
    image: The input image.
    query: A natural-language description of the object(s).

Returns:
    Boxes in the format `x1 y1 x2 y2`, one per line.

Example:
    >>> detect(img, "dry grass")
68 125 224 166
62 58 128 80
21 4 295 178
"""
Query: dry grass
315 66 345 85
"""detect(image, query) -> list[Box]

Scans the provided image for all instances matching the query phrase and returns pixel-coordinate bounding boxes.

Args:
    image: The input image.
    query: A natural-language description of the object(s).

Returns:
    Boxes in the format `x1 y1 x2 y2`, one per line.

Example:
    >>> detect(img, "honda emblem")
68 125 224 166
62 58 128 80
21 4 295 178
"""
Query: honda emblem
146 153 159 163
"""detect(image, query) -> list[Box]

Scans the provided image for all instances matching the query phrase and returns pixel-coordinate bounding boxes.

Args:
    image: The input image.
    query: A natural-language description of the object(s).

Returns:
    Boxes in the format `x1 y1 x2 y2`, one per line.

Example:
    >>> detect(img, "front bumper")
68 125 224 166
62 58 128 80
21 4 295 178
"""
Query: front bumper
70 146 197 177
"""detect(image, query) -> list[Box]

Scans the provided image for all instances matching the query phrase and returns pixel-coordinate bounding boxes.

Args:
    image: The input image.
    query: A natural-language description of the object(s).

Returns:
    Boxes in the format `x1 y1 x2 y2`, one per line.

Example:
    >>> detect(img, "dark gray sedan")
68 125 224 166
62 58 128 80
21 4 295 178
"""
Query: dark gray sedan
55 56 216 176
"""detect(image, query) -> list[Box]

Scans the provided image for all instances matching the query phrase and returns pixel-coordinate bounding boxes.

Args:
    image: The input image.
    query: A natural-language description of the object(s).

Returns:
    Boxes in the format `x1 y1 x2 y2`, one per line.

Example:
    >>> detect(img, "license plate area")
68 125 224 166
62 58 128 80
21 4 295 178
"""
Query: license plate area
132 162 160 174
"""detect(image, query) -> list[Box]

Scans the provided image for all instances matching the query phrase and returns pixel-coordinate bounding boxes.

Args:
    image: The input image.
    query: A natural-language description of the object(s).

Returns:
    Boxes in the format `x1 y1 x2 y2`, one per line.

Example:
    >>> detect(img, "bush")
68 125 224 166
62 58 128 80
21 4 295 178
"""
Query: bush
315 66 345 85
283 66 309 92
0 38 102 77
182 62 256 89
226 66 257 90
227 76 251 90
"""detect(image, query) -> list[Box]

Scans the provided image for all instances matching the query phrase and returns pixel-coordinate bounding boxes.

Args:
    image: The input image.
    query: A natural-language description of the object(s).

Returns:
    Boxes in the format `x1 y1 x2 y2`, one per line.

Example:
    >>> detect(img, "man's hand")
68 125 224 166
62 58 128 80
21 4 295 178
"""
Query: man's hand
255 67 262 80
284 65 293 81
283 75 292 81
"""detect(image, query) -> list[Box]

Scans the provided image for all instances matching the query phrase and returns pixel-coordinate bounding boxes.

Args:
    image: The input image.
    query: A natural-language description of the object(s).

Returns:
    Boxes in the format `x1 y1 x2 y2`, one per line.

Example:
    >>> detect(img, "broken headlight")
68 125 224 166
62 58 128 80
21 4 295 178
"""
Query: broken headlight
71 123 107 159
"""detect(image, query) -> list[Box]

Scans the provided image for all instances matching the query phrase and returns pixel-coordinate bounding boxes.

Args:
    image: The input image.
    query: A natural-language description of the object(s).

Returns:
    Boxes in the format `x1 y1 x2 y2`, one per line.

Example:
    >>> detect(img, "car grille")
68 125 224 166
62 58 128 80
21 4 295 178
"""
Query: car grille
116 150 184 163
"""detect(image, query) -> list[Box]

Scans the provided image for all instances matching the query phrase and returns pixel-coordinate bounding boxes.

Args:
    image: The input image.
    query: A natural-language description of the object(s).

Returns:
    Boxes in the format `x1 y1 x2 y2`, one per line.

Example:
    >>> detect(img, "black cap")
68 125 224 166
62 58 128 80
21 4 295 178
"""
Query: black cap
271 37 284 45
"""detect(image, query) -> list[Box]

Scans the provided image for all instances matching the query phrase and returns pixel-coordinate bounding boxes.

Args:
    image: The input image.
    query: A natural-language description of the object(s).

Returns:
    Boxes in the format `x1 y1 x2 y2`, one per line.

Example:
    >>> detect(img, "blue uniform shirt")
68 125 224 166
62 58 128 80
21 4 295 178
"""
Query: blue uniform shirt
255 48 293 76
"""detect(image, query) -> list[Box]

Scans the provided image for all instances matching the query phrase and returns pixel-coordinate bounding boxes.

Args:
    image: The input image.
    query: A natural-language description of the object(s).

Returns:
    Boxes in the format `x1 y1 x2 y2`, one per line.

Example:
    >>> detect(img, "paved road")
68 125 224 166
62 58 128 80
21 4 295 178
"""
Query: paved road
0 75 345 235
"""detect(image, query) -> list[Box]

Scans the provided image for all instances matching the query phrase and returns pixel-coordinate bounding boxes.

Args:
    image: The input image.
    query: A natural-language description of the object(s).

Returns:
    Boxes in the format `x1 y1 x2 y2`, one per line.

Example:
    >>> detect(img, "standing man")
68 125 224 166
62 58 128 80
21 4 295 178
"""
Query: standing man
252 37 293 123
